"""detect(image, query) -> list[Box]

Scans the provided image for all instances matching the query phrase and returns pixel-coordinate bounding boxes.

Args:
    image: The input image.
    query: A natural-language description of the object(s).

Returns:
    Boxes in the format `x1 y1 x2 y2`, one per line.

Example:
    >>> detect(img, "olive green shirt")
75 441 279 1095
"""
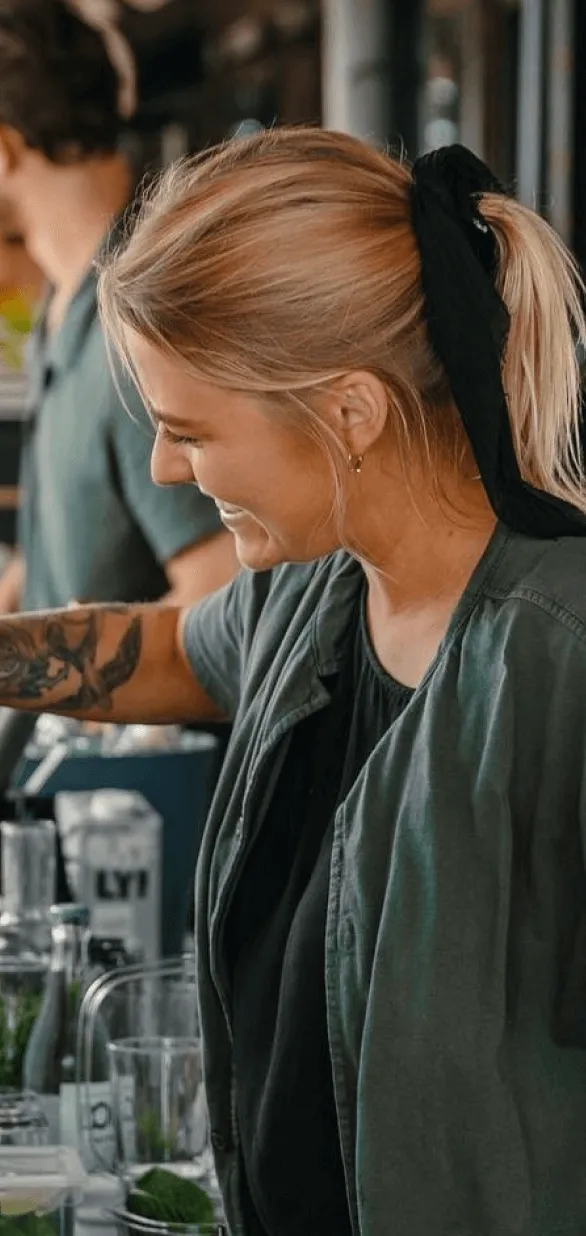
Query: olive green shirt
184 524 586 1236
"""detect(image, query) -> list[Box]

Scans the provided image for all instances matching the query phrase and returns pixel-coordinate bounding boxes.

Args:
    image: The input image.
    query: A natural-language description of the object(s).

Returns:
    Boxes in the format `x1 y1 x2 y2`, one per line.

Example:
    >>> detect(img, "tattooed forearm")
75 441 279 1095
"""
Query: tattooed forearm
58 619 142 711
0 610 143 713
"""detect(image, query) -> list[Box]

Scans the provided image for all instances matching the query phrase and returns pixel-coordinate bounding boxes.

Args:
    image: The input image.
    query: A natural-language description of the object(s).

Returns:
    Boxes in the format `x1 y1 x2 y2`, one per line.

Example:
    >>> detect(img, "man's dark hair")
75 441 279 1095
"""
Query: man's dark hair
0 0 122 162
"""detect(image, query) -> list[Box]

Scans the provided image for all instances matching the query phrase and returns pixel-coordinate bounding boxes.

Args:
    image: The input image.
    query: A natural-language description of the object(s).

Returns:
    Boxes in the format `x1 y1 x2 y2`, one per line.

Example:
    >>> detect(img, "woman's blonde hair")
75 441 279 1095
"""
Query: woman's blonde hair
98 126 586 516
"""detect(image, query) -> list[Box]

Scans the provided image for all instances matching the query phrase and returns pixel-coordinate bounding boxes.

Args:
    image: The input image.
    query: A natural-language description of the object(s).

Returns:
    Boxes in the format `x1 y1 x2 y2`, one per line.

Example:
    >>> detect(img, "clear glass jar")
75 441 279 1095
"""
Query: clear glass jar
0 957 47 1090
0 1087 49 1146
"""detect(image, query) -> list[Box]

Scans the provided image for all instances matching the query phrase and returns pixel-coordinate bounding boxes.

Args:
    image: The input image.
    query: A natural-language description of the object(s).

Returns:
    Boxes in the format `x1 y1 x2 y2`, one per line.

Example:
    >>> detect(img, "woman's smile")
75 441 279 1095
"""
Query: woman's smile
215 501 254 528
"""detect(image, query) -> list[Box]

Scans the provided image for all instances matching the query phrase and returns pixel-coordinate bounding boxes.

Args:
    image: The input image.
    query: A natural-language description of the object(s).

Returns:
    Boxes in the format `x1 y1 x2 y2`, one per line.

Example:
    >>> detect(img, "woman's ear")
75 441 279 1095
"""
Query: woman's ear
323 370 389 459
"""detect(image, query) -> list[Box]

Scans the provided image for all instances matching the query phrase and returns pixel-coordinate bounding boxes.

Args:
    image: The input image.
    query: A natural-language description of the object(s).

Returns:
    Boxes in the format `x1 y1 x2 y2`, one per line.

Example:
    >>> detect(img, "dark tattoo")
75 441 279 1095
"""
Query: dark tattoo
0 610 143 713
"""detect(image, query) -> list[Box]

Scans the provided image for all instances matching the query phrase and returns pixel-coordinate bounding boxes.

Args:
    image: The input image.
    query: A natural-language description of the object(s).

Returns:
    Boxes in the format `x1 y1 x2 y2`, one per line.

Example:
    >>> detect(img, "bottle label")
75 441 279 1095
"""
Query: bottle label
37 1080 134 1168
91 900 134 944
60 1082 117 1169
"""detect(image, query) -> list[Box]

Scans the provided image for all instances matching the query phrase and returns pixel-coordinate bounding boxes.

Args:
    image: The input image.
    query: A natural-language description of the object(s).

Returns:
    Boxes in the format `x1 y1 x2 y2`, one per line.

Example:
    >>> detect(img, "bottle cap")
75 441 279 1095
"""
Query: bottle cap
50 903 90 928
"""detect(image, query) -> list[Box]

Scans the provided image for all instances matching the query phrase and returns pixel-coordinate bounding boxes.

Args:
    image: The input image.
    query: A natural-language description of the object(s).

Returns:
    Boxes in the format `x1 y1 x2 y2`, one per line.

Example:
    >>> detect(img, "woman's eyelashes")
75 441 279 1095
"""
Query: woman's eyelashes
159 423 203 448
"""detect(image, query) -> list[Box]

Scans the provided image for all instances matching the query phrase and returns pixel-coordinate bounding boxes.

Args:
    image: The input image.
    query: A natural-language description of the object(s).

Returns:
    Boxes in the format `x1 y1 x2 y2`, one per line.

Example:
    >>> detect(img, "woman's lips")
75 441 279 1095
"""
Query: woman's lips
216 502 249 527
216 502 241 515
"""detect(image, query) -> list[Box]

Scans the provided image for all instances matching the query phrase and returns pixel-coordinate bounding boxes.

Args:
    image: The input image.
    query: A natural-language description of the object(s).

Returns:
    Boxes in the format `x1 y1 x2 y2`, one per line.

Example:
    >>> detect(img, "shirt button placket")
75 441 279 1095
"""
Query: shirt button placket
339 915 356 952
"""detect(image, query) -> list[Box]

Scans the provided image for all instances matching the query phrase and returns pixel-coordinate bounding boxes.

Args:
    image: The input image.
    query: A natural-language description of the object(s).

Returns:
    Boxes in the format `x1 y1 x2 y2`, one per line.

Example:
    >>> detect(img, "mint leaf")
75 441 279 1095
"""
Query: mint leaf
131 1168 215 1225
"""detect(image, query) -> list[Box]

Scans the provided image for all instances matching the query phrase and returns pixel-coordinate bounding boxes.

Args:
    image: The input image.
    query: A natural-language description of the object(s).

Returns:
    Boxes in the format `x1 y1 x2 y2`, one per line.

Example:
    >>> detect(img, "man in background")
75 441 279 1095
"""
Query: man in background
0 0 237 614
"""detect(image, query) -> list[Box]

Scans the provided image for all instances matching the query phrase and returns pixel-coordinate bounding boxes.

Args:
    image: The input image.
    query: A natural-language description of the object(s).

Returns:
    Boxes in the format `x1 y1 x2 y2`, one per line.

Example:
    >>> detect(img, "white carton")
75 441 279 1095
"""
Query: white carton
55 790 162 963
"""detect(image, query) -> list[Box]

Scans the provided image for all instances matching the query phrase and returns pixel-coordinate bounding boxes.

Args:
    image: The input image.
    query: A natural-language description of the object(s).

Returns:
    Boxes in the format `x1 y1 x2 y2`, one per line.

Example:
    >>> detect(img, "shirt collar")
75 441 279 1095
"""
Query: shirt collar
311 523 512 690
311 554 364 677
32 209 127 382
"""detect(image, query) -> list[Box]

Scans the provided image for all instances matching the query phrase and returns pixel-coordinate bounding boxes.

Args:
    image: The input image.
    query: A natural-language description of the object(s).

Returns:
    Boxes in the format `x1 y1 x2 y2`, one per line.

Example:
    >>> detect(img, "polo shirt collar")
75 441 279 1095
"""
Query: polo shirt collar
44 267 97 377
31 209 128 385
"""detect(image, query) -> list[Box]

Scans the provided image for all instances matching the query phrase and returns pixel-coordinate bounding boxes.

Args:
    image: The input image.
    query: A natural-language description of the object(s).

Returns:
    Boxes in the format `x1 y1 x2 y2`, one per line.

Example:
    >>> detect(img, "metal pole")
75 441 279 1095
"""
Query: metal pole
459 0 484 159
321 0 391 144
516 0 544 208
546 0 573 240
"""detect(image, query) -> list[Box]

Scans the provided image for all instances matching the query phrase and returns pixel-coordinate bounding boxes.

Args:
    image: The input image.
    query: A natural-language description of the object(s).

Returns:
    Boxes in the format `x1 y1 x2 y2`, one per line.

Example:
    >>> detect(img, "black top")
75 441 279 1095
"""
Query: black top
224 589 414 1236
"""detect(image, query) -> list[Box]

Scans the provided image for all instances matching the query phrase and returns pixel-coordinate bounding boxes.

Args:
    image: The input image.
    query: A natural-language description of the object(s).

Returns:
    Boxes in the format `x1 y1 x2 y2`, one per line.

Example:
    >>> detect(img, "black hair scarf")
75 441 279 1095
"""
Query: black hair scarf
410 143 586 537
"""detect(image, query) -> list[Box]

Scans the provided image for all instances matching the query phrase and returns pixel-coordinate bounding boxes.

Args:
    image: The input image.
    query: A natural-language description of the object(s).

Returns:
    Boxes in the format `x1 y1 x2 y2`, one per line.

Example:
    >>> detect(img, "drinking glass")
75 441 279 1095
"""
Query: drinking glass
108 1037 210 1184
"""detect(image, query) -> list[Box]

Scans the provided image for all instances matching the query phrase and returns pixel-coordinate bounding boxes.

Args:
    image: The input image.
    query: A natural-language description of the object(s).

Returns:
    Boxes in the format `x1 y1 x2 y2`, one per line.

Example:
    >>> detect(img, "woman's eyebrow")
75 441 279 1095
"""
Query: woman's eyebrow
150 408 195 430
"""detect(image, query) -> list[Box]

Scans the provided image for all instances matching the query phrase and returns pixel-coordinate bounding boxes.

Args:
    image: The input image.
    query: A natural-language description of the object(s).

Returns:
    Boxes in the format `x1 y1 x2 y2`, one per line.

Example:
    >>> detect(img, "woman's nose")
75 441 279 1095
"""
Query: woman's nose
151 432 194 487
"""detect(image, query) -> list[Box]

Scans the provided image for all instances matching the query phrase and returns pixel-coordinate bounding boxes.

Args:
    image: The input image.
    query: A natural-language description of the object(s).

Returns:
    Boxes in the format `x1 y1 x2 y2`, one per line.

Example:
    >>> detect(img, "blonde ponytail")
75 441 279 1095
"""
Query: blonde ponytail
481 193 586 514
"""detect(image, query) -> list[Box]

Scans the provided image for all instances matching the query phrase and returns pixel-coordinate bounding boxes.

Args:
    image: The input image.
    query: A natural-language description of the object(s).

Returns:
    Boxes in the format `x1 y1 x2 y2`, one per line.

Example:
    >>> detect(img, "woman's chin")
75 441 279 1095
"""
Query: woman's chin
232 528 285 572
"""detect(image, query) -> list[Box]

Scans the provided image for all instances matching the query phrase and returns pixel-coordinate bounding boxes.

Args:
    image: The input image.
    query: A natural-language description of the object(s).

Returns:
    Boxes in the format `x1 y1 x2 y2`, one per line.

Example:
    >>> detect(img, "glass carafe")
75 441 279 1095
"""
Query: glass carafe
0 817 56 958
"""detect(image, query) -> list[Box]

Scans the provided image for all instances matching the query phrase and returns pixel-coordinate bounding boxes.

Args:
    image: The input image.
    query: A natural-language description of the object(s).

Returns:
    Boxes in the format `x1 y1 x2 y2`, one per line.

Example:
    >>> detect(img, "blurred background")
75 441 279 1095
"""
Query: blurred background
0 0 580 540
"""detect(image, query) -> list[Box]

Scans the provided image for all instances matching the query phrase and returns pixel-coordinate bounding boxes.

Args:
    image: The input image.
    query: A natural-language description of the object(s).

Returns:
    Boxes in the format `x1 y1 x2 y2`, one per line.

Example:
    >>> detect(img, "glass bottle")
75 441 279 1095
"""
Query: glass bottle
0 818 56 958
0 818 55 1091
23 904 92 1145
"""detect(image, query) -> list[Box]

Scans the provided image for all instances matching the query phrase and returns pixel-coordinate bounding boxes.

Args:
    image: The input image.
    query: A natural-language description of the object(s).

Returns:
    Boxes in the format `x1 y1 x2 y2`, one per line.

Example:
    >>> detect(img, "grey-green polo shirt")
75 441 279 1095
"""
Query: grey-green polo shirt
184 524 586 1236
18 265 221 610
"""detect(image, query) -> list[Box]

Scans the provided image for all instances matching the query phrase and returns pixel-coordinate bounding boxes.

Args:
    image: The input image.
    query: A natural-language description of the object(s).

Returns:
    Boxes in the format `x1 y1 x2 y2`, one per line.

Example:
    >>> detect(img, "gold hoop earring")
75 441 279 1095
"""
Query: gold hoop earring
348 453 364 474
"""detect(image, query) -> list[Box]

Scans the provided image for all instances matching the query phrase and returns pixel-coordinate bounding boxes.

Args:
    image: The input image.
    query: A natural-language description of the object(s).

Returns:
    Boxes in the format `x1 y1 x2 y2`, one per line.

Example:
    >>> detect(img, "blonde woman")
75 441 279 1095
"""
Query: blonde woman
2 128 586 1235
